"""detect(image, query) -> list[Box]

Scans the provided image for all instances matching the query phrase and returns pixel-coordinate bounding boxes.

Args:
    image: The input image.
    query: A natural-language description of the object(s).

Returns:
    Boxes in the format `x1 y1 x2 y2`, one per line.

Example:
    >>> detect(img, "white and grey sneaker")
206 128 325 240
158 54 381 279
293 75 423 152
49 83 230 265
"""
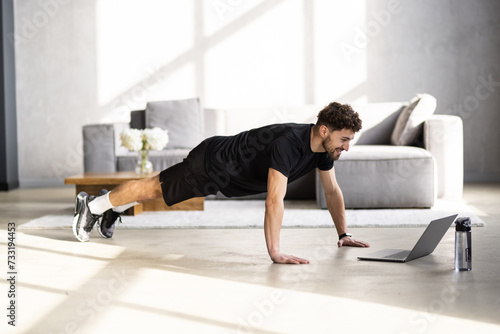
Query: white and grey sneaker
72 192 101 242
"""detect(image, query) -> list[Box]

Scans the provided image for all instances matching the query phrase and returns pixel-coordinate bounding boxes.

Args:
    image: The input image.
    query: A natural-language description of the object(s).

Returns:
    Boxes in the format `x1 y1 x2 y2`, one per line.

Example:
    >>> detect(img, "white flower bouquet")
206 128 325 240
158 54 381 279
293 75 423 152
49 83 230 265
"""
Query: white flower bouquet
120 127 169 152
120 127 169 174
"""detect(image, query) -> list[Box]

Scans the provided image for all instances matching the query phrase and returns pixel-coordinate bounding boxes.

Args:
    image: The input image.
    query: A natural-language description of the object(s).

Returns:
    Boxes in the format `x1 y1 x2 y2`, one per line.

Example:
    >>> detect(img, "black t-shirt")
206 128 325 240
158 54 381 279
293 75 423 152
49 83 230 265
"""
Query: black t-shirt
204 123 334 197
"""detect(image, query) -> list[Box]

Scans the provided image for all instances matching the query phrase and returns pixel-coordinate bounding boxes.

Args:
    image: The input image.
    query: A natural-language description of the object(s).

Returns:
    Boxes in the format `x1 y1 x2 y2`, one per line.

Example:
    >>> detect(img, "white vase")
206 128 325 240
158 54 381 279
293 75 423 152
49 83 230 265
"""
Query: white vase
135 149 153 175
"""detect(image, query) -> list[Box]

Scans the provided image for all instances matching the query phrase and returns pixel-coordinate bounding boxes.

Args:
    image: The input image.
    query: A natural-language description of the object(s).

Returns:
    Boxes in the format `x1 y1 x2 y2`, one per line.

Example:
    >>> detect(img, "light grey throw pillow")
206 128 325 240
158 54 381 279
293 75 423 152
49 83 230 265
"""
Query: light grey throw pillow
391 93 437 146
145 98 204 149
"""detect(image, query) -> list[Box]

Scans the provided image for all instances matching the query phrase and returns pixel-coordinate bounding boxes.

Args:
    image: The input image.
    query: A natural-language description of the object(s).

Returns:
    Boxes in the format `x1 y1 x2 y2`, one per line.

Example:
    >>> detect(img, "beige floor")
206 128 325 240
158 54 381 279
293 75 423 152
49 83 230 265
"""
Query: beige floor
1 183 500 334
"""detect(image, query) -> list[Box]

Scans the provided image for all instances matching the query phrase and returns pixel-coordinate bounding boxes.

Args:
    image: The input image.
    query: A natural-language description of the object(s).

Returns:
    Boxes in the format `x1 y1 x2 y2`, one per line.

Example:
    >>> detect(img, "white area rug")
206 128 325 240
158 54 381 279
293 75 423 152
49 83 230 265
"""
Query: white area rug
19 199 485 230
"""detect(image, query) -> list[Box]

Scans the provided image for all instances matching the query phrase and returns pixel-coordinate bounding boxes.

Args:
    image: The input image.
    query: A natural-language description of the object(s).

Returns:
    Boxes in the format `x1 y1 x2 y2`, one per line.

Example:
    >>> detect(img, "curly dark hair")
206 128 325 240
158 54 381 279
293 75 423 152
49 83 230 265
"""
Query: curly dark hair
315 102 362 133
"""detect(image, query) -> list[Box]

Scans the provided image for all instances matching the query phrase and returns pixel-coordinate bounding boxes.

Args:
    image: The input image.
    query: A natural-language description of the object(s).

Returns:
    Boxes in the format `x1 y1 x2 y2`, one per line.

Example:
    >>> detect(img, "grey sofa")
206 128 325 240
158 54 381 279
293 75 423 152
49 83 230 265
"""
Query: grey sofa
82 95 464 208
83 98 204 174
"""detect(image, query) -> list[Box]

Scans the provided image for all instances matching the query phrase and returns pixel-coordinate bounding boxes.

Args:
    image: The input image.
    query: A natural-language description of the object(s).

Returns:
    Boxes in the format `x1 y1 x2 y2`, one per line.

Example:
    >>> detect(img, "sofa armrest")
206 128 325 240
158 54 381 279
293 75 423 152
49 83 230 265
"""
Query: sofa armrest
83 123 130 172
423 115 463 199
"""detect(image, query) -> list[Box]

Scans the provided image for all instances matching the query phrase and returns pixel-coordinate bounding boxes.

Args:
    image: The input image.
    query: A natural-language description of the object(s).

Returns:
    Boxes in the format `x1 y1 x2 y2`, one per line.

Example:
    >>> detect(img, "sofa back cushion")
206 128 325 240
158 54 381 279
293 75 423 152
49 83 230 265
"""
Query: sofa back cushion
391 94 437 146
203 103 408 146
145 98 204 149
351 102 406 145
204 100 438 147
130 110 146 130
204 105 320 137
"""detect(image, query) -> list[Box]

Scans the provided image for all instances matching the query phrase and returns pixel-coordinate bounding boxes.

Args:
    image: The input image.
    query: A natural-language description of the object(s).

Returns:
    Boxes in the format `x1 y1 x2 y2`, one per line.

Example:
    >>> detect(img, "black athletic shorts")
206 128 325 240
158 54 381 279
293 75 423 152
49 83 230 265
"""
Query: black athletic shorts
159 139 218 206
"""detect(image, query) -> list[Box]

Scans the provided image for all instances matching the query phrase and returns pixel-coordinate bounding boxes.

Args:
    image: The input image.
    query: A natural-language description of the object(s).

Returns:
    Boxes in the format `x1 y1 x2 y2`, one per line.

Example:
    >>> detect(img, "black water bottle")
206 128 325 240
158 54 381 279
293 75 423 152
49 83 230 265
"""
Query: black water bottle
454 217 472 271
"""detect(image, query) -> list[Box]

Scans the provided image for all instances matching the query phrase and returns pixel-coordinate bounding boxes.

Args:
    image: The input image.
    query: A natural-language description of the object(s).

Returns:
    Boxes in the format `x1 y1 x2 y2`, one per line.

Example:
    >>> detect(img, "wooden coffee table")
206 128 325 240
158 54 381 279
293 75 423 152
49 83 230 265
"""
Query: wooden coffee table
64 172 204 215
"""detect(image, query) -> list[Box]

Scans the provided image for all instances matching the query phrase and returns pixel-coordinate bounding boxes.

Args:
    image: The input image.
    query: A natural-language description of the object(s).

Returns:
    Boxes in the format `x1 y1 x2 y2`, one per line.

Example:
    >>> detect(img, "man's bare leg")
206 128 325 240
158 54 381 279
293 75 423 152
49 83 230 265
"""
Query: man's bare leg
108 174 163 207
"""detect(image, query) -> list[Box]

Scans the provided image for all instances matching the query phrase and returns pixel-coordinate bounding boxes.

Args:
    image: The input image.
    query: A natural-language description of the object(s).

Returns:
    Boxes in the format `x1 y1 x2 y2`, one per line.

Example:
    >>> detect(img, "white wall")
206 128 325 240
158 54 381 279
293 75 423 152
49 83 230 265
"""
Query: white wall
11 0 500 186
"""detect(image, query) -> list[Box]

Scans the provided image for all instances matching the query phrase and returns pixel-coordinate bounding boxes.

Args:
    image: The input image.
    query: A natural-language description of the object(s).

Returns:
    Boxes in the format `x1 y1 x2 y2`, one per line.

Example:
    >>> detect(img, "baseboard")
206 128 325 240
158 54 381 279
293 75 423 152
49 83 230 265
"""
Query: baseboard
19 178 65 188
464 173 500 183
0 180 19 191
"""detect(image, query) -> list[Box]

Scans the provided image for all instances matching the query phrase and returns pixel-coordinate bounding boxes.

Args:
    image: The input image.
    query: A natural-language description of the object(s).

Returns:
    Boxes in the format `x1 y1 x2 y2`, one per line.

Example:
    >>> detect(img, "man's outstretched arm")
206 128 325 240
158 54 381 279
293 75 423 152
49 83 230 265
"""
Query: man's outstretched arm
264 168 309 264
317 168 370 248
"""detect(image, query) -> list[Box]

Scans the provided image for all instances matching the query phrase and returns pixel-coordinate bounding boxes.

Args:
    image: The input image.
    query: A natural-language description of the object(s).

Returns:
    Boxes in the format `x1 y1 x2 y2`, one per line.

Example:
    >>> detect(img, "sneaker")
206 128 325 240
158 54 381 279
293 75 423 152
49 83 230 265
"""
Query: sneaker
72 192 101 242
97 189 122 239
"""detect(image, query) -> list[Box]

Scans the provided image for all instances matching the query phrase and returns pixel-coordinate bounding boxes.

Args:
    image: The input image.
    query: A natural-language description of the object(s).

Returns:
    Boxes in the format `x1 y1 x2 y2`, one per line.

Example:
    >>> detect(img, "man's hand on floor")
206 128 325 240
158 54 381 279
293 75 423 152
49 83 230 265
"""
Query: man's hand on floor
338 237 370 248
271 252 310 264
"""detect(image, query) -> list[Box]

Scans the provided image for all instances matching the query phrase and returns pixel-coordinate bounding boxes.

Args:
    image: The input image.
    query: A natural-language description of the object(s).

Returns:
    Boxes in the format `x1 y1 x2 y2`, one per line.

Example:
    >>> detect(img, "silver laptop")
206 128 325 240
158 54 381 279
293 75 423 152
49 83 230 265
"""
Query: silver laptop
357 214 458 263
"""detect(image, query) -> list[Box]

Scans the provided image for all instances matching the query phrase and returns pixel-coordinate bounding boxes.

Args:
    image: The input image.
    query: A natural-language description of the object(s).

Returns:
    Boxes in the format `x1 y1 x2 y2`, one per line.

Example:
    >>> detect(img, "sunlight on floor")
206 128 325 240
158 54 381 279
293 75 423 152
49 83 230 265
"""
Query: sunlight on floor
18 233 127 260
461 203 489 218
4 227 499 333
78 269 500 333
7 233 127 333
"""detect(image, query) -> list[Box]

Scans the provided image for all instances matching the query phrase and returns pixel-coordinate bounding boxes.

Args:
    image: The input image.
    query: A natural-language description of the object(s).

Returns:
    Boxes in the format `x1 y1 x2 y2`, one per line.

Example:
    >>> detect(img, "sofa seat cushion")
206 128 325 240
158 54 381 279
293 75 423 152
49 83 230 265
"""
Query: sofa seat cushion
116 149 191 172
316 145 436 208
